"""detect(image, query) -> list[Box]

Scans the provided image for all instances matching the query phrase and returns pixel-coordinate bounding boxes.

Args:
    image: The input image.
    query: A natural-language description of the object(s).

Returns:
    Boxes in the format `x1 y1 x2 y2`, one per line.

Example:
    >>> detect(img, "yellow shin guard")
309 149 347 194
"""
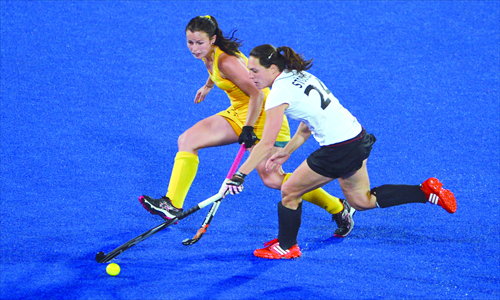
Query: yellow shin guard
283 173 343 214
166 151 199 208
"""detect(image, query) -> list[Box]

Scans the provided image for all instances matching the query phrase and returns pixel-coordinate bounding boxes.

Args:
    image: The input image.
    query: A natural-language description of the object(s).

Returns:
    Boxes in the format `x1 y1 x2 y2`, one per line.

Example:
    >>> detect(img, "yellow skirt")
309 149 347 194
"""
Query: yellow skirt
217 106 290 146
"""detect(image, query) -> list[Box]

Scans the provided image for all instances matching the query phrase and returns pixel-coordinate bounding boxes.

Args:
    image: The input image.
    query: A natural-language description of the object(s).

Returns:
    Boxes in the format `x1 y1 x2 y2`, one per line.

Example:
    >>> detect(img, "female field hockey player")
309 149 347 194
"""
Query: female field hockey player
225 44 457 259
139 16 356 237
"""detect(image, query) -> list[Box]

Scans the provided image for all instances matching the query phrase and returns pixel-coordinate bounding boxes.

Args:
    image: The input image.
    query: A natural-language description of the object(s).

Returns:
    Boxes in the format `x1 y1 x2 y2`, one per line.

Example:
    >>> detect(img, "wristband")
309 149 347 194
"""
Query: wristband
234 171 247 179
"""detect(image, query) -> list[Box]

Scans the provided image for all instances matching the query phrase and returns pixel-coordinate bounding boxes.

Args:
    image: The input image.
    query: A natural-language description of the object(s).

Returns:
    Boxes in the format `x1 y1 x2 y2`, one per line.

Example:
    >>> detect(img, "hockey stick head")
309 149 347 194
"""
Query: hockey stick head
96 250 123 263
181 237 201 246
95 251 106 263
182 225 208 246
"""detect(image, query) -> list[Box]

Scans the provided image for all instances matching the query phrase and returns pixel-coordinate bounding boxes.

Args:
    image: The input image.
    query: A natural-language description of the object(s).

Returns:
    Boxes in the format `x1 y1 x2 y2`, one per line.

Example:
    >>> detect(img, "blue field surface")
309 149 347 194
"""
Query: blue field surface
1 1 499 299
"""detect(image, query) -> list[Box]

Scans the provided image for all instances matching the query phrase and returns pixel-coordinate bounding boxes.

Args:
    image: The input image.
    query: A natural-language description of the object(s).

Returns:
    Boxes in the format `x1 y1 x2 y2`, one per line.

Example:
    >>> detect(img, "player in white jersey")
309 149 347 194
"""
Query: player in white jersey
223 44 457 259
265 69 362 146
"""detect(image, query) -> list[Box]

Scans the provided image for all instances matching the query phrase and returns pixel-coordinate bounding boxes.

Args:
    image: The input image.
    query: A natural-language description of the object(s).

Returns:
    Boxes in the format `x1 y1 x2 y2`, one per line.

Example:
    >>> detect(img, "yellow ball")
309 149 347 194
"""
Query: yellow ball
106 263 121 276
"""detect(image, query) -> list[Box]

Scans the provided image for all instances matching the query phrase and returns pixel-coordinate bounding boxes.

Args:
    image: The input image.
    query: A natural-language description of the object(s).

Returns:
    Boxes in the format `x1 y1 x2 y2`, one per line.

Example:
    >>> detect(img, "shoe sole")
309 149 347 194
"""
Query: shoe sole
439 189 457 213
254 250 302 259
254 254 302 259
333 208 356 238
422 179 457 214
138 196 173 220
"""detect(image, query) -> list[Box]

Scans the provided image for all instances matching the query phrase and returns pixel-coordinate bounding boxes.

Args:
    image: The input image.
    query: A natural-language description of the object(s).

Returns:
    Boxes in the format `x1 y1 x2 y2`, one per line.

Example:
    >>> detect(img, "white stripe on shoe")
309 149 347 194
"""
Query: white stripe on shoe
271 244 289 256
429 193 439 205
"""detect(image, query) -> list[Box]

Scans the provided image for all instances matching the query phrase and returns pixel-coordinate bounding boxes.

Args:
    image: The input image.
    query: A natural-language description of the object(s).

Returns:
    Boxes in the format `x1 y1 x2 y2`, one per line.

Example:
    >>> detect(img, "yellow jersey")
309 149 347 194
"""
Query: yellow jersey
205 46 290 143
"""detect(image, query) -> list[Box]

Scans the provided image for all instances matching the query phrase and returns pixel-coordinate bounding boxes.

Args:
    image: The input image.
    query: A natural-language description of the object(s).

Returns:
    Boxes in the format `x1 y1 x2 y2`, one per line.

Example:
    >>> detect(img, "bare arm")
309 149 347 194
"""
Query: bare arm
218 53 264 126
266 122 311 172
283 122 311 155
194 77 215 104
237 104 287 175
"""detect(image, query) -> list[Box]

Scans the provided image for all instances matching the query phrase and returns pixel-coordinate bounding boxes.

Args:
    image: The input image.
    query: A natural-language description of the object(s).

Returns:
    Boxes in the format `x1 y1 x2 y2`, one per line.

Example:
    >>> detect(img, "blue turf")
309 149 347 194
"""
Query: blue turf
1 1 499 299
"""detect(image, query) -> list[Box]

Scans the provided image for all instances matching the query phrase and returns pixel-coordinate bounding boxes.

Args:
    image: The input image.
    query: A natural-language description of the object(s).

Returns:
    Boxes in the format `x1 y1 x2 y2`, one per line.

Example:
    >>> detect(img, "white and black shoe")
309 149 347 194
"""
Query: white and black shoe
332 199 356 237
139 195 183 220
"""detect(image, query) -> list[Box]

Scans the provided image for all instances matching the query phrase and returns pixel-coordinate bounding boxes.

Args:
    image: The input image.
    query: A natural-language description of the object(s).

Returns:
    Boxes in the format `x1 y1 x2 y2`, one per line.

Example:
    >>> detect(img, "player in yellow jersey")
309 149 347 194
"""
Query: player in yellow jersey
139 16 355 237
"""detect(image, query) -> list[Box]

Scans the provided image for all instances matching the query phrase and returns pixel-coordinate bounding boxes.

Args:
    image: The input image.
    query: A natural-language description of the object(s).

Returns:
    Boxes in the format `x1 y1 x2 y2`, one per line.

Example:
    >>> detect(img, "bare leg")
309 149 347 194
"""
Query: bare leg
280 160 335 209
269 160 334 253
254 146 286 190
178 115 239 154
166 115 239 207
338 159 377 211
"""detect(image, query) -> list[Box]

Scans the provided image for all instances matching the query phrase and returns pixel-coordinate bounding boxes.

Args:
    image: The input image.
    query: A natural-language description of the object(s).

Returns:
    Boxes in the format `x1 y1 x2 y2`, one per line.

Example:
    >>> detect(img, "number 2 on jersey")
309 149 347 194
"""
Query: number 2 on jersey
304 79 332 110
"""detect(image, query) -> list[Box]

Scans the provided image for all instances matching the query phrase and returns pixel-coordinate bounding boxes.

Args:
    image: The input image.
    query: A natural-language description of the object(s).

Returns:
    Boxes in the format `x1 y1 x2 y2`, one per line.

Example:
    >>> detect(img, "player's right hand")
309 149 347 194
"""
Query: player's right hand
238 126 259 148
194 84 213 104
224 172 247 195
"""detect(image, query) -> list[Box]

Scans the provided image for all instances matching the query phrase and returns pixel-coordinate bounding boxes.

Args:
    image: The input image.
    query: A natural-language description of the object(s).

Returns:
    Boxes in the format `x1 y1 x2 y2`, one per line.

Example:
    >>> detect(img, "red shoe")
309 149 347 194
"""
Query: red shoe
421 178 457 213
254 239 302 259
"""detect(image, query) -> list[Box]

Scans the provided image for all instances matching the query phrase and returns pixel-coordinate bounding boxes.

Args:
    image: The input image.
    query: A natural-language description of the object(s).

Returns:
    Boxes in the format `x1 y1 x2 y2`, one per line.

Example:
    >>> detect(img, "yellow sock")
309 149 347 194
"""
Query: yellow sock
166 151 199 208
283 173 343 214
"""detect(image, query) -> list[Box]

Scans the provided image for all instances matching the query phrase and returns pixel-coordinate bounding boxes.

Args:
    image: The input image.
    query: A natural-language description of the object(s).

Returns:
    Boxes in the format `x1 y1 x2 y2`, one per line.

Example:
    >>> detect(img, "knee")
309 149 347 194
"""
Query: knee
177 131 195 150
348 201 372 211
177 132 187 148
281 182 302 208
345 190 376 211
261 177 282 190
256 168 283 190
281 194 302 209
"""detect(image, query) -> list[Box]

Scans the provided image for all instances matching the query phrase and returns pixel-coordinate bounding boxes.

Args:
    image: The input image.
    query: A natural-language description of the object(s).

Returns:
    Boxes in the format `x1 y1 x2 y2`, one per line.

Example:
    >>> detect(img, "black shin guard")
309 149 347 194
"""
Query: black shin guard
372 185 427 208
277 201 302 250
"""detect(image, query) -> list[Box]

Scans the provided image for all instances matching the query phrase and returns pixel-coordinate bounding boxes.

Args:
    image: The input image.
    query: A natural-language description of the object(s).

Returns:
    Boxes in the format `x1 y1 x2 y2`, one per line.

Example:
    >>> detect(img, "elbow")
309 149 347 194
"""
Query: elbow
258 90 265 101
259 140 276 153
252 90 265 104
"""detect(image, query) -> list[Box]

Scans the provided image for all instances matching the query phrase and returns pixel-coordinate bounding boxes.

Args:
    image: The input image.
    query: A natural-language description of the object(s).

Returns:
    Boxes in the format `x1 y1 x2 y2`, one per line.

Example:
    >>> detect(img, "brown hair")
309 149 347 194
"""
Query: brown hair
249 44 313 72
185 16 242 56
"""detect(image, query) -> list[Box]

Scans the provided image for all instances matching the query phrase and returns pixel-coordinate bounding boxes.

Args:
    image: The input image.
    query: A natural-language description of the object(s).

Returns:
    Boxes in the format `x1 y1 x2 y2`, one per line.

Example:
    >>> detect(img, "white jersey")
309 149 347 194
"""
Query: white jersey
265 70 362 146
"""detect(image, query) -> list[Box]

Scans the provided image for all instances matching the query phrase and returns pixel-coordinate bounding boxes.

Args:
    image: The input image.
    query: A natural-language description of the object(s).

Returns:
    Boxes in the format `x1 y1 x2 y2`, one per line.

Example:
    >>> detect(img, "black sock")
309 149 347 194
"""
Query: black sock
277 201 302 250
372 185 427 208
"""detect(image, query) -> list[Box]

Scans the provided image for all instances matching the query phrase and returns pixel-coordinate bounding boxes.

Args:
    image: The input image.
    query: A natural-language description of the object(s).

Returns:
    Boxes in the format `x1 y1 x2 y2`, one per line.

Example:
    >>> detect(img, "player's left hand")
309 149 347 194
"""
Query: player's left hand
266 149 290 172
239 126 259 148
224 172 247 195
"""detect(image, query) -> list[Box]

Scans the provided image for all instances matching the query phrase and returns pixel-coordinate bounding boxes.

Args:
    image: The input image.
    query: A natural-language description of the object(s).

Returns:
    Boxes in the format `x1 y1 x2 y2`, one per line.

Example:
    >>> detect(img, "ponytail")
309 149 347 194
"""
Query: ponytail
249 44 313 72
185 15 242 56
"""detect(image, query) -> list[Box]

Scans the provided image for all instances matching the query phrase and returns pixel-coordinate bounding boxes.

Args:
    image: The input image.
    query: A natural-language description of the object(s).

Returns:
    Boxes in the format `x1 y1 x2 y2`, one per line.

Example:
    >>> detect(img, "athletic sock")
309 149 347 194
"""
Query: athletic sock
277 201 302 250
166 151 199 208
283 173 343 214
372 184 427 208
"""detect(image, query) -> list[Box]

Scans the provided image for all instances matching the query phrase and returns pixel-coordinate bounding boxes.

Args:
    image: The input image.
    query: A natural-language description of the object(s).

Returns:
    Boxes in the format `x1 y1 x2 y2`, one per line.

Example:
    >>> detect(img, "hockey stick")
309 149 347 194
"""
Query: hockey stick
182 143 254 245
181 155 241 246
95 144 246 263
182 165 233 245
182 200 221 246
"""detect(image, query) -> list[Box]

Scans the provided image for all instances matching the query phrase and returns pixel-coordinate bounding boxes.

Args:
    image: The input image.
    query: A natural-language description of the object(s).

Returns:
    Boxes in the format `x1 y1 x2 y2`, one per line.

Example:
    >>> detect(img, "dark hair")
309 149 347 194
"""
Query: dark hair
249 44 313 72
185 16 242 56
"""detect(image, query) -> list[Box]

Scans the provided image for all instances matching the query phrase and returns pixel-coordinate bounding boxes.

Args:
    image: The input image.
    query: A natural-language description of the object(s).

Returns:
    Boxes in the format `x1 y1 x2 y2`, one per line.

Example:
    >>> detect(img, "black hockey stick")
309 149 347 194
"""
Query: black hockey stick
95 144 246 263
